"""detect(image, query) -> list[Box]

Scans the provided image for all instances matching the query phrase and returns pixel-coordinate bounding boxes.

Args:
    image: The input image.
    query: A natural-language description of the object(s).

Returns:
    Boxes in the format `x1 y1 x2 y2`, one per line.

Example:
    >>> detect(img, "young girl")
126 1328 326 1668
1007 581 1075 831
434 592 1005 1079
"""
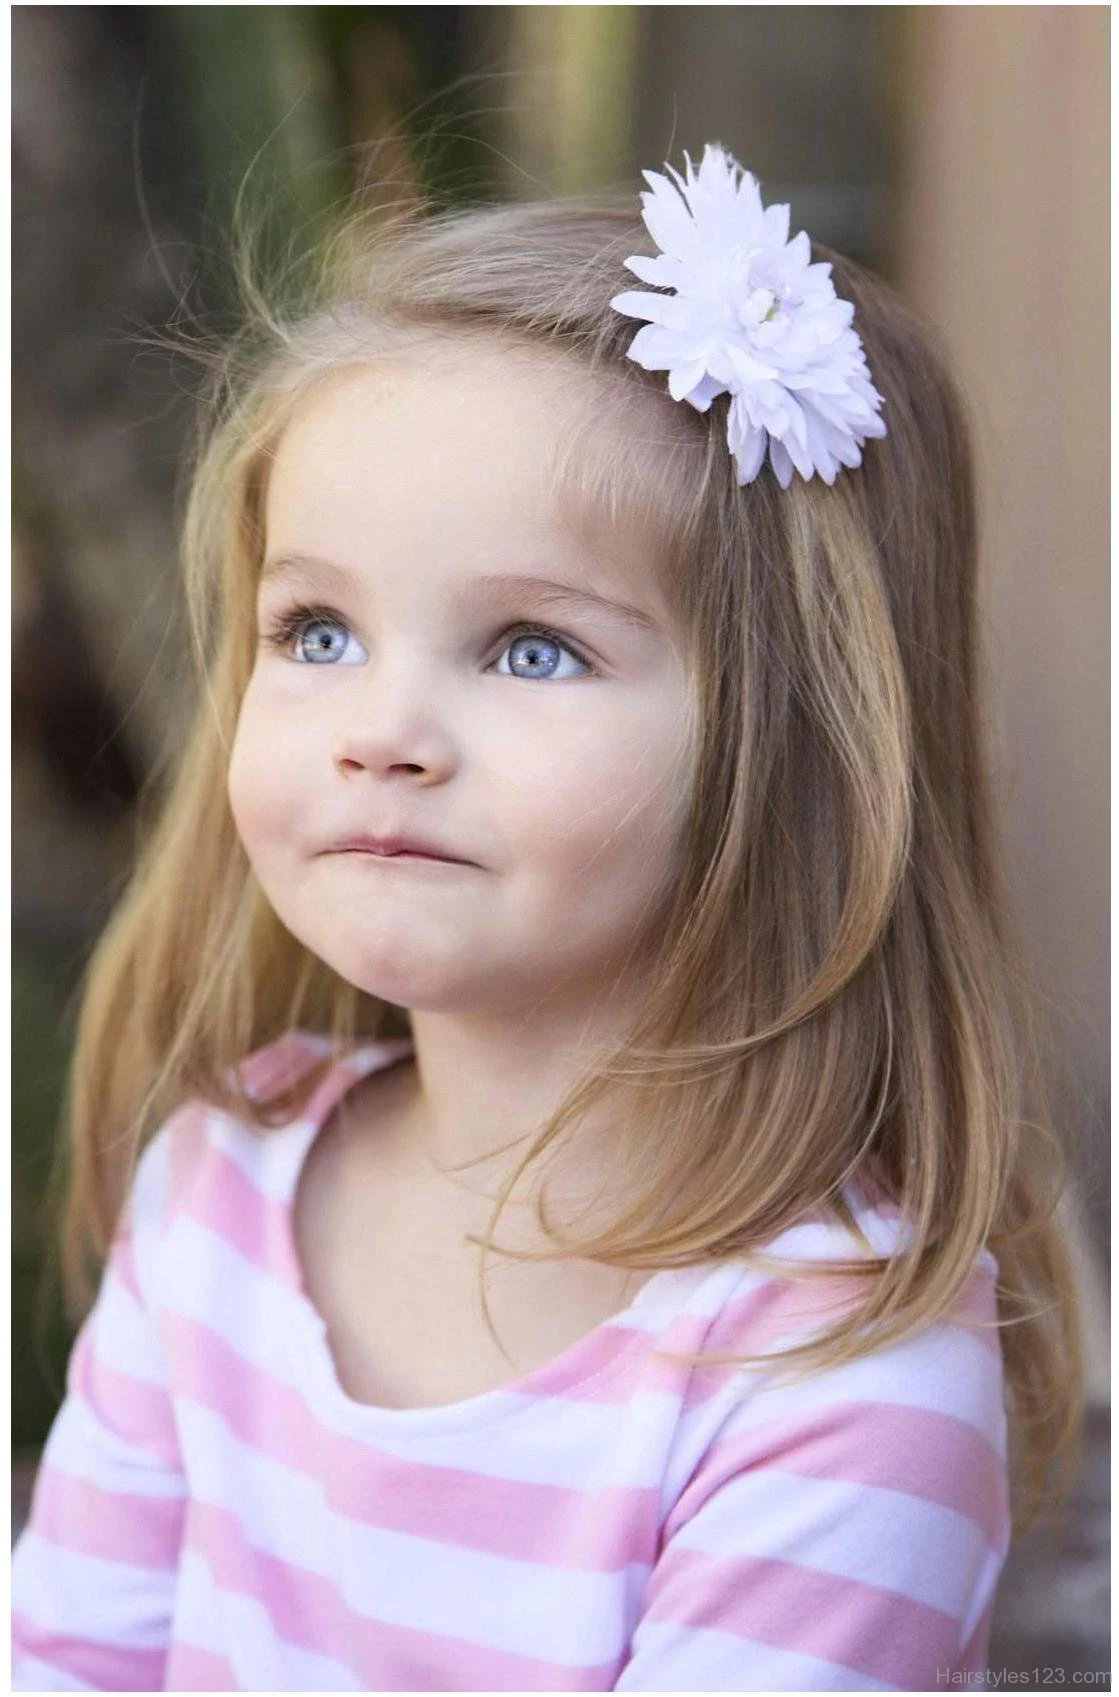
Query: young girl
13 144 1084 1691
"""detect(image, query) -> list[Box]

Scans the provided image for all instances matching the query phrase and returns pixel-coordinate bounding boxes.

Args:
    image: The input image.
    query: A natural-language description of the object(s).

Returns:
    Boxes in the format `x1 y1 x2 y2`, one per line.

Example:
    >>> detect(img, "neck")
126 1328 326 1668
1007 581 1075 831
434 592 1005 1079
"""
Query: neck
385 976 652 1241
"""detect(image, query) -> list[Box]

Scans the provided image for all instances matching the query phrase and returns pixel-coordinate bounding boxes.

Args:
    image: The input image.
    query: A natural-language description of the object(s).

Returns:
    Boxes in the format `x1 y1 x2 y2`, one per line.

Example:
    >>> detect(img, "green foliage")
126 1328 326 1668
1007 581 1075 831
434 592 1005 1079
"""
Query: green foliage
158 6 501 328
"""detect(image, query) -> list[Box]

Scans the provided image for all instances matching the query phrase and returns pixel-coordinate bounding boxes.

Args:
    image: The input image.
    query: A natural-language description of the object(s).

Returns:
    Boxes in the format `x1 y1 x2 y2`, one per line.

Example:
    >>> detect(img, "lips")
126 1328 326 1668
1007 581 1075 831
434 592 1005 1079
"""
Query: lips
329 833 468 864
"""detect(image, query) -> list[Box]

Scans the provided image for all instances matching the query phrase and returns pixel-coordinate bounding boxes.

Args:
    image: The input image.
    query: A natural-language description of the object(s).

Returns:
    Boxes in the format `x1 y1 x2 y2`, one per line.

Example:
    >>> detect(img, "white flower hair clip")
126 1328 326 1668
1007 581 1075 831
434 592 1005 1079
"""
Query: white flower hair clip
610 143 888 488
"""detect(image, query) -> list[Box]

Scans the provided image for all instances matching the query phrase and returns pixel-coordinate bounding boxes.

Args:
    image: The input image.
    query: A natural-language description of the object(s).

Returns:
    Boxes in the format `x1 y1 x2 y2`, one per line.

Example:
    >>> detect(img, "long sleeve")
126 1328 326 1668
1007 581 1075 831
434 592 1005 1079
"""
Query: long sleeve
12 1133 186 1691
614 1310 1010 1692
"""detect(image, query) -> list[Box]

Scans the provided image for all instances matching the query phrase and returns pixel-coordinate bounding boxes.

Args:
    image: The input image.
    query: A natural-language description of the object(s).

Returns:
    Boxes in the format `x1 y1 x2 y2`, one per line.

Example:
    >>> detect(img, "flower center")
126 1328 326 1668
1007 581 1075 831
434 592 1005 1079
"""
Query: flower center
734 284 781 332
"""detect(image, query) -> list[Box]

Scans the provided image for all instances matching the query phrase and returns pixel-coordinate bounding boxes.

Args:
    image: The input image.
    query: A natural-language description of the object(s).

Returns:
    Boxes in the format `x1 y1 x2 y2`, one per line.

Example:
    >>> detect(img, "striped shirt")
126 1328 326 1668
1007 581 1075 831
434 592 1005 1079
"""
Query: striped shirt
12 1031 1010 1691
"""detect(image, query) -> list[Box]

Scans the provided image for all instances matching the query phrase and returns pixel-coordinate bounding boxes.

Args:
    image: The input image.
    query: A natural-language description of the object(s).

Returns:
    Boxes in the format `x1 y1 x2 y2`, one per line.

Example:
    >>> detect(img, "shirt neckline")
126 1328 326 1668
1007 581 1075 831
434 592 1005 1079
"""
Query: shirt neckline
273 1032 696 1437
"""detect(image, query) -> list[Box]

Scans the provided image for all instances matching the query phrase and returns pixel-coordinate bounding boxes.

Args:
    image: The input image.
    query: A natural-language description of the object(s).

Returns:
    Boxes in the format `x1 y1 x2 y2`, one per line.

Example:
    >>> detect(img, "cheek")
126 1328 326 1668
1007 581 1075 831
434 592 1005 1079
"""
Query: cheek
500 704 692 890
226 693 290 856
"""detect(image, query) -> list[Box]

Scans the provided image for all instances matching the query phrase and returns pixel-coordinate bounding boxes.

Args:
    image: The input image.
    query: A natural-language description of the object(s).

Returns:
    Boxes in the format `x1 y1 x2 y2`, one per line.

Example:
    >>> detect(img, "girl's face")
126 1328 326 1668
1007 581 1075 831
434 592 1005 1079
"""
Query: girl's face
228 345 695 1017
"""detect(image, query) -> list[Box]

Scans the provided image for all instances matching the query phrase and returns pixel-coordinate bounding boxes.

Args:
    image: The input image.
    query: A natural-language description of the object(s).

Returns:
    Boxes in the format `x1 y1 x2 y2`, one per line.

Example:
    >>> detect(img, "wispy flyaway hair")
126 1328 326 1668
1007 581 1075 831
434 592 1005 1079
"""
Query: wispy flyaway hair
56 178 1085 1539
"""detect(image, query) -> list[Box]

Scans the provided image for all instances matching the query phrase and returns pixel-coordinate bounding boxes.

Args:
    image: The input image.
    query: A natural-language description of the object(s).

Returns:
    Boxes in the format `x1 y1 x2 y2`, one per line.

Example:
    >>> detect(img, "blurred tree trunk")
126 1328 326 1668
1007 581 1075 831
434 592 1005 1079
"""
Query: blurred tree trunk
13 7 195 746
13 6 196 955
12 5 342 957
501 6 639 195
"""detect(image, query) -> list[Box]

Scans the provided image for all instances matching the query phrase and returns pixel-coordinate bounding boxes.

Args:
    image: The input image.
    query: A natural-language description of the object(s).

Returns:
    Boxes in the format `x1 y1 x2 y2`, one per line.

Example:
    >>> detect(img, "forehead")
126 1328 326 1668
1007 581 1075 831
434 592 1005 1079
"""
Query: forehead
263 337 693 615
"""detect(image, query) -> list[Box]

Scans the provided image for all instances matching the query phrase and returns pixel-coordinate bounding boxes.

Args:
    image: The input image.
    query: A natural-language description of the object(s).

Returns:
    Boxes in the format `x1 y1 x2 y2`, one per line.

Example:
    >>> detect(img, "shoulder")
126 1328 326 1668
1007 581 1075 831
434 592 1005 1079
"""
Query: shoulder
122 1031 375 1295
130 1031 325 1193
694 1199 1006 1458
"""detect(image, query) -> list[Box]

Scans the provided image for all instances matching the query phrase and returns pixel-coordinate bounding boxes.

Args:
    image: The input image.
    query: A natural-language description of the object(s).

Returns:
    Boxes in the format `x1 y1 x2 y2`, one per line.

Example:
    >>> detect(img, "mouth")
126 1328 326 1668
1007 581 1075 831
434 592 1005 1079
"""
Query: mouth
339 849 461 864
328 834 471 865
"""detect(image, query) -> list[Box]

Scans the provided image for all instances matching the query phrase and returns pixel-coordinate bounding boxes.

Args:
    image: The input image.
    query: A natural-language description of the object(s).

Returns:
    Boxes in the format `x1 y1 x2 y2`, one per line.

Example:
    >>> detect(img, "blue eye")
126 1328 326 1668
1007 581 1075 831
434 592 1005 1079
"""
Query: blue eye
263 606 367 665
492 627 592 681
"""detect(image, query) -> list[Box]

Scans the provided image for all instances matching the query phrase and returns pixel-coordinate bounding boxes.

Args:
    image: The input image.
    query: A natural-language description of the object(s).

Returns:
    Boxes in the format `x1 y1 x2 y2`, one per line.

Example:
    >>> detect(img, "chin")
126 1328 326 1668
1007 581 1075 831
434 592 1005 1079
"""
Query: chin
316 940 478 1012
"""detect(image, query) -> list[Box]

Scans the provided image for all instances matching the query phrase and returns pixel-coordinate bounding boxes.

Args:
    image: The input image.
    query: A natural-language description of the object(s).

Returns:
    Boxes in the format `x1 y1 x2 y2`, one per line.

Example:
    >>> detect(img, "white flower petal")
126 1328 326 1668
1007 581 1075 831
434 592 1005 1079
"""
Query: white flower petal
782 424 815 482
690 373 726 410
770 438 795 488
723 342 778 387
640 179 700 261
624 321 686 369
763 201 791 246
610 288 665 321
785 230 812 272
613 142 886 485
668 359 708 402
623 253 679 288
726 400 769 484
739 430 769 484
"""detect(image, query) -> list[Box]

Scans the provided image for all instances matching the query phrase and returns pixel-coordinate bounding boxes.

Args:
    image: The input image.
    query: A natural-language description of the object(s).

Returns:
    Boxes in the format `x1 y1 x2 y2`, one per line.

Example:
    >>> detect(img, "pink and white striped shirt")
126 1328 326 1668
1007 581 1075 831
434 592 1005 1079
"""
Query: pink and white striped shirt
12 1031 1010 1691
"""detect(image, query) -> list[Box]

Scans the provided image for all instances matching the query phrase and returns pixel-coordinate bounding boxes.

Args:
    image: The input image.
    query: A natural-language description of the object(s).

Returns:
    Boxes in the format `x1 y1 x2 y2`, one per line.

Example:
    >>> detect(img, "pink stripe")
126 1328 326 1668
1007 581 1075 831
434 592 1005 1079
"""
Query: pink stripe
710 1269 877 1344
233 1031 395 1124
675 1264 1002 1418
186 1496 619 1691
11 1613 167 1691
665 1397 1007 1545
296 1051 386 1128
731 1258 1000 1353
233 1030 331 1100
31 1464 184 1569
515 1310 684 1404
639 1544 963 1686
950 1265 1003 1354
67 1326 180 1466
165 1310 662 1568
674 1275 879 1415
165 1639 241 1690
110 1232 145 1307
164 1101 207 1241
178 1135 301 1285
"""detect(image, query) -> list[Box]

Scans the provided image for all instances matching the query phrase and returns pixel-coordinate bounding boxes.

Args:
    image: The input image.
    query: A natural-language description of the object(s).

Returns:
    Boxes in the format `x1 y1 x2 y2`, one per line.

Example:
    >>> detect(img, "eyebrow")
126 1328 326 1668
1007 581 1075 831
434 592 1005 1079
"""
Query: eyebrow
259 552 662 633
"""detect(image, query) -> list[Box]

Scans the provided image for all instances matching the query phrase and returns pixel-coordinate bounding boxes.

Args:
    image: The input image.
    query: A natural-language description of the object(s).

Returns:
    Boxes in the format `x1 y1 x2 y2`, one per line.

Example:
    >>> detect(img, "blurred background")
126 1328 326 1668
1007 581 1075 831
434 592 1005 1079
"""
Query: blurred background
12 5 1109 1681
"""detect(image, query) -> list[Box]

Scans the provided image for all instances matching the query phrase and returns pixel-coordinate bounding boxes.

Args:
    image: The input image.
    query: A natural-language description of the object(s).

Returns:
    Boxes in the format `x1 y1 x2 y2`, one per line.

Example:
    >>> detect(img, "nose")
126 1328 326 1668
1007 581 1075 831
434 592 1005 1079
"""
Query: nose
330 658 457 784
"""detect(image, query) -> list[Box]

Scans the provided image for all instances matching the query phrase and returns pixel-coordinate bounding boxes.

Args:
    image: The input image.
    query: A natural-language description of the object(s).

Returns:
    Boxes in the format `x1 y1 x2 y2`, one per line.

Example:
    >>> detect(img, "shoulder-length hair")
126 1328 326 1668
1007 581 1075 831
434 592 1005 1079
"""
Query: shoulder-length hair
55 186 1085 1538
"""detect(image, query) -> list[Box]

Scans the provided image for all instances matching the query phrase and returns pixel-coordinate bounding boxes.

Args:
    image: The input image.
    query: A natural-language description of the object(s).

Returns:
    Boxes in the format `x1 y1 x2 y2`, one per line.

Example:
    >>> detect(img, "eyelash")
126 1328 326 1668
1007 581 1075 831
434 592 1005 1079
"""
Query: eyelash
260 601 598 676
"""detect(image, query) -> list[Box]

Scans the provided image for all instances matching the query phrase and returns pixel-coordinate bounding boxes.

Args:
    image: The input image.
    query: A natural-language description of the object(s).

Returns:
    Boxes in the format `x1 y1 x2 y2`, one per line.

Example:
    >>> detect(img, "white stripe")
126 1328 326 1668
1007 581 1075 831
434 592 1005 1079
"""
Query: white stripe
10 1654 96 1692
11 1533 173 1650
959 1540 1006 1651
842 1187 1000 1281
743 1211 907 1265
127 1121 174 1296
85 1265 168 1388
615 1619 898 1691
202 1105 316 1201
714 1318 1008 1454
152 1212 309 1347
738 1198 998 1287
130 1115 173 1209
671 1463 994 1618
174 1398 641 1666
37 1397 186 1498
173 1546 365 1690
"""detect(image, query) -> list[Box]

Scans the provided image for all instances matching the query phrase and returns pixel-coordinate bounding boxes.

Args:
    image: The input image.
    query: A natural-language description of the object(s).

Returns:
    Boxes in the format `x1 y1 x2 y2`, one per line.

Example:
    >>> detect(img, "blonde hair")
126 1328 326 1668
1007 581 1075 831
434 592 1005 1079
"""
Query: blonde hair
55 184 1085 1539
